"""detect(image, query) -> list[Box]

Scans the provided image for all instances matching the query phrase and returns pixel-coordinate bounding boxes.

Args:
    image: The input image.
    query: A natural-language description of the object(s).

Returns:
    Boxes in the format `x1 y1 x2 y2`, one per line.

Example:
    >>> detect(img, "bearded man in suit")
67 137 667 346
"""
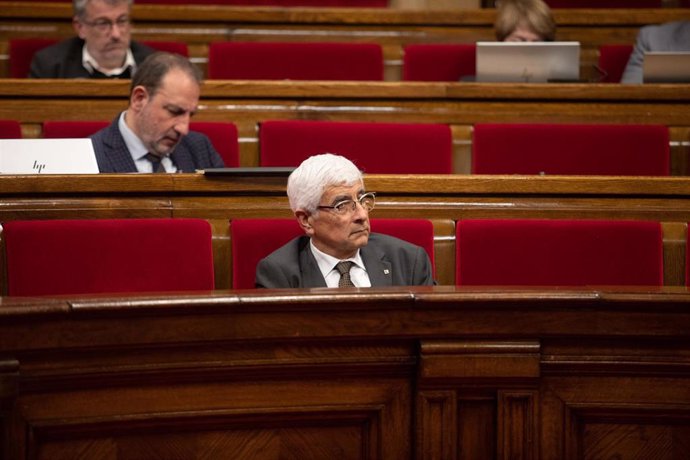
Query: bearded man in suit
90 51 224 173
256 153 435 288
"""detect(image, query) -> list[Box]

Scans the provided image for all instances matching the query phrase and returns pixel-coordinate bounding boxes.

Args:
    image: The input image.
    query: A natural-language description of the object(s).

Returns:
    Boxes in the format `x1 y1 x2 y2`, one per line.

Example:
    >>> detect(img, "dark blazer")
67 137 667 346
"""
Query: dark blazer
621 21 690 84
29 37 154 79
256 233 435 288
90 116 225 173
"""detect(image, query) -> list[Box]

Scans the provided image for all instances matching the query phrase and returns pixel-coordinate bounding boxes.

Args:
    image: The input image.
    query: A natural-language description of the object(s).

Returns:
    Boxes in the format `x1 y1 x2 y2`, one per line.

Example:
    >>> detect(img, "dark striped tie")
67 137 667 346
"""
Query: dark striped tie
145 153 165 173
336 261 355 287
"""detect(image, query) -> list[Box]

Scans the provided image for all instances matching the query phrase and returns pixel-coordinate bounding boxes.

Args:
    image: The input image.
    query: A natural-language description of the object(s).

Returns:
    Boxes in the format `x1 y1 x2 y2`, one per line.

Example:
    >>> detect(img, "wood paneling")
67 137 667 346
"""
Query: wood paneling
1 287 690 458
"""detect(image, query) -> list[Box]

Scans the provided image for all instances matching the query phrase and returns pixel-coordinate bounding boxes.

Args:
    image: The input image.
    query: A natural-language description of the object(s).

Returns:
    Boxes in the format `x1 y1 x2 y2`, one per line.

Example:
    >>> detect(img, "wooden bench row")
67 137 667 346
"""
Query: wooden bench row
1 174 689 290
1 5 690 79
1 80 689 174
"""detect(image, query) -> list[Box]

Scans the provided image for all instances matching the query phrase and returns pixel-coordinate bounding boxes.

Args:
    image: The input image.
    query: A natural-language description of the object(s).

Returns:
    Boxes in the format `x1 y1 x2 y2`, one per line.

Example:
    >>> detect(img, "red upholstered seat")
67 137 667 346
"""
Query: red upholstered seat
207 42 384 81
43 120 109 138
9 38 58 78
456 219 663 286
259 120 453 174
472 123 669 175
0 120 22 138
545 0 661 6
189 121 240 167
3 218 215 296
231 218 435 288
597 44 633 83
402 44 476 82
141 40 189 57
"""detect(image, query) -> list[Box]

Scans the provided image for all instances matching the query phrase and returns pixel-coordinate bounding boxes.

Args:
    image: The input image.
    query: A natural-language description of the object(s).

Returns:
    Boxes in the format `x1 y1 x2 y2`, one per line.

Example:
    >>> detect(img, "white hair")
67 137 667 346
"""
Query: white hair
287 153 363 214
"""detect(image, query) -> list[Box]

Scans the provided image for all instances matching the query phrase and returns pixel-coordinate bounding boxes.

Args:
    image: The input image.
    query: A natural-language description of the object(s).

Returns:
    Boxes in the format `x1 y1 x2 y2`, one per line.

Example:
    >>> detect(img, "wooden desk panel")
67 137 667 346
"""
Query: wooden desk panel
1 287 690 459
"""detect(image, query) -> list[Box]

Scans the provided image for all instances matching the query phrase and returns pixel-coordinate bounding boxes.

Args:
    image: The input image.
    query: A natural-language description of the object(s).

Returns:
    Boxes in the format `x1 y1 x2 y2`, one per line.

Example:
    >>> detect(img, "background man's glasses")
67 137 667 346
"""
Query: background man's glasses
82 17 130 33
318 192 376 215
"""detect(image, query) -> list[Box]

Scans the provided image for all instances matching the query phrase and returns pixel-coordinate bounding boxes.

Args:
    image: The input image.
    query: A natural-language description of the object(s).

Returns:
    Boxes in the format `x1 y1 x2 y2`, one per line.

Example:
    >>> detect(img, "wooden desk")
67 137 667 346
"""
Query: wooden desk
1 287 690 459
0 174 689 289
2 4 690 79
1 80 689 174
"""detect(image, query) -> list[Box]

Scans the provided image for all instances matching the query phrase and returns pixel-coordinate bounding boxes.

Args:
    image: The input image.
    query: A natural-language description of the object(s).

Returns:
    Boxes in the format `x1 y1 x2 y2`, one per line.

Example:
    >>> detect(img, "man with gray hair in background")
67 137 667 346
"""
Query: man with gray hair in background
30 0 154 78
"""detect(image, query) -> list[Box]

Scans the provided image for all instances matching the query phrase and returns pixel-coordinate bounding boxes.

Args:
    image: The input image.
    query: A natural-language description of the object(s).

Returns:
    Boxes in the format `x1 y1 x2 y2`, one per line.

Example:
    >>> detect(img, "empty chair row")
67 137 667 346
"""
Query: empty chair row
402 43 634 83
0 119 670 175
1 217 673 295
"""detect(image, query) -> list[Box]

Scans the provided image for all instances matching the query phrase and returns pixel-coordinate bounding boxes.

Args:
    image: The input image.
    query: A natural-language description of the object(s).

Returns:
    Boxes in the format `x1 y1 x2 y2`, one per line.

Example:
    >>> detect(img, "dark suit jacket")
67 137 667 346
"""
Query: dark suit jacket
29 37 154 79
256 233 435 288
90 116 225 173
621 21 690 84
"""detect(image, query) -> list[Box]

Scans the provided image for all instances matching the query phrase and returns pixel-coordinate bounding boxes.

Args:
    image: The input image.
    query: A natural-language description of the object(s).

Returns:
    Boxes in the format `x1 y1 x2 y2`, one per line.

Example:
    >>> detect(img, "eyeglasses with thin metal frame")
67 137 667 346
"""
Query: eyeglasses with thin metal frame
317 192 376 215
81 16 131 33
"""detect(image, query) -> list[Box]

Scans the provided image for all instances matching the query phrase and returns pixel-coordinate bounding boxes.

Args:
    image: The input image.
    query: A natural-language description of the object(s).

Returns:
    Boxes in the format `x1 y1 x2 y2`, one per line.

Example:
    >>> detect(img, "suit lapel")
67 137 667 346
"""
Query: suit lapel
361 243 393 286
103 121 138 173
298 240 328 287
171 143 195 173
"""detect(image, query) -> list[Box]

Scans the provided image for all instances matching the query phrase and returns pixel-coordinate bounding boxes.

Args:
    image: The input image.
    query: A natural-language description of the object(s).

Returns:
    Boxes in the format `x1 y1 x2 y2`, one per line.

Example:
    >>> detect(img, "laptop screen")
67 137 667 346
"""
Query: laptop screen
476 41 580 83
0 138 99 174
643 52 690 83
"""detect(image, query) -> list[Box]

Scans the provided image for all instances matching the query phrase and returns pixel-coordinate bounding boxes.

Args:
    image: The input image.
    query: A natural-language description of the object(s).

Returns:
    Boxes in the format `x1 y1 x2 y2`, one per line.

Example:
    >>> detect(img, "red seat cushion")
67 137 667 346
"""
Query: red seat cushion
0 120 22 139
207 42 384 81
402 44 476 82
42 121 109 138
3 218 215 296
456 219 663 286
9 38 58 78
189 121 240 167
472 123 669 175
260 120 453 174
598 44 633 83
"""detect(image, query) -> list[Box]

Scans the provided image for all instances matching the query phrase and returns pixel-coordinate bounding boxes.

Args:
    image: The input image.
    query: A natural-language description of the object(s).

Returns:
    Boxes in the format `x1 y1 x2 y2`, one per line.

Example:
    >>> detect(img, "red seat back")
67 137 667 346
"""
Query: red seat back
260 120 453 174
456 219 663 286
3 218 215 296
402 44 476 82
231 218 435 288
189 121 240 167
598 44 633 83
42 121 109 138
472 123 669 175
207 42 384 81
141 40 189 57
9 38 58 78
0 120 22 138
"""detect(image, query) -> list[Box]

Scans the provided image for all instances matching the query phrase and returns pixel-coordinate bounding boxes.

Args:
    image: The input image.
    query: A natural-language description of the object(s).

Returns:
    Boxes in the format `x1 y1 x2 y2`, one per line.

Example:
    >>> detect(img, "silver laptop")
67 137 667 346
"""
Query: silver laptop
643 52 690 83
476 41 580 83
0 138 99 174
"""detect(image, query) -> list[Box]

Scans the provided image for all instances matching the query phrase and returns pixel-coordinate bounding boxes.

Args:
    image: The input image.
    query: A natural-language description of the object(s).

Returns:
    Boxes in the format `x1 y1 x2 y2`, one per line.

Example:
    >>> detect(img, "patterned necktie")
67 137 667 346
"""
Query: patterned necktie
145 153 165 173
336 261 355 287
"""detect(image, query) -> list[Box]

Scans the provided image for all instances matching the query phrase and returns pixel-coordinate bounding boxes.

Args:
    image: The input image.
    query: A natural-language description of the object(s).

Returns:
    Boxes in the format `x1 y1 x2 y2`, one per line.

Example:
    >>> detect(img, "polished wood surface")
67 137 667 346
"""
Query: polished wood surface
0 174 688 290
1 80 689 174
2 5 690 79
1 286 690 459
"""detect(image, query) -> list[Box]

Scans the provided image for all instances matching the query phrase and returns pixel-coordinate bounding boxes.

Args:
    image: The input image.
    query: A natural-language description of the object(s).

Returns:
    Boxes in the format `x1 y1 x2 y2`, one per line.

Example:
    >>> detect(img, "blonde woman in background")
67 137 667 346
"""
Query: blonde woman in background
494 0 556 42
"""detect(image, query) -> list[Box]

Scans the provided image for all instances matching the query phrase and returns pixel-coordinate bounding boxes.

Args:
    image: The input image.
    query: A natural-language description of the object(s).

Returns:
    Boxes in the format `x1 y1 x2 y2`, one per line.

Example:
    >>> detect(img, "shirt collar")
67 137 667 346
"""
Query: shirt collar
82 45 135 77
118 111 148 163
309 239 365 279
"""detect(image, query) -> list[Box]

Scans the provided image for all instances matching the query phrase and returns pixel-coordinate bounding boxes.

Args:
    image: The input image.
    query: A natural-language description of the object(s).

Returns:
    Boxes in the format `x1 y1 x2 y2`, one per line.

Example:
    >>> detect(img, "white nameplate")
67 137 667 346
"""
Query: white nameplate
0 138 99 174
